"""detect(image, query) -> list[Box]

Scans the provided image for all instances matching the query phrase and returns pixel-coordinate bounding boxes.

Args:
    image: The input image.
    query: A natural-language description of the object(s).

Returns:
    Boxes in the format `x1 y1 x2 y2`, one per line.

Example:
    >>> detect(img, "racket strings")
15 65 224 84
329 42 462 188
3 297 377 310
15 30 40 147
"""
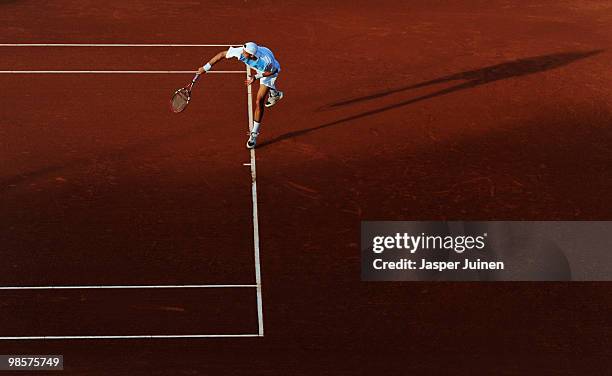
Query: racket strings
171 88 190 113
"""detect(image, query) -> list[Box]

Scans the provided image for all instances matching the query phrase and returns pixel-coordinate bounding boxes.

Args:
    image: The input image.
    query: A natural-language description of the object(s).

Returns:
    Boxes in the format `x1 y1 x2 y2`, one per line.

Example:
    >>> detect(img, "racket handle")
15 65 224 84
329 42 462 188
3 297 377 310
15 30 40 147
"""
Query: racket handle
192 73 201 84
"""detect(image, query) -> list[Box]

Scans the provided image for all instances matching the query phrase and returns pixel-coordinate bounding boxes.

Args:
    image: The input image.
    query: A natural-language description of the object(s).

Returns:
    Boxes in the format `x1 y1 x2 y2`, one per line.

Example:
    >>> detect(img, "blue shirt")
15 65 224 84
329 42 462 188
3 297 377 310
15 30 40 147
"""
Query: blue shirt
226 46 281 74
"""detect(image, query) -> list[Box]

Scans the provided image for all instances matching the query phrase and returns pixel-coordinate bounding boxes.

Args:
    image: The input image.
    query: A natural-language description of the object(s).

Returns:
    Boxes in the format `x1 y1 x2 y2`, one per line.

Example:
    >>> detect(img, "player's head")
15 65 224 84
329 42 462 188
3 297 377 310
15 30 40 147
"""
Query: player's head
242 42 258 60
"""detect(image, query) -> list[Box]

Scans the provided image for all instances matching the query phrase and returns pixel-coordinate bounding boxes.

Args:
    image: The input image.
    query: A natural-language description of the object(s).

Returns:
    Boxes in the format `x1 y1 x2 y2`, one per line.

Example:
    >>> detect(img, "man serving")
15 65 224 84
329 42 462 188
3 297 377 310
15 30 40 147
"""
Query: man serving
198 42 283 149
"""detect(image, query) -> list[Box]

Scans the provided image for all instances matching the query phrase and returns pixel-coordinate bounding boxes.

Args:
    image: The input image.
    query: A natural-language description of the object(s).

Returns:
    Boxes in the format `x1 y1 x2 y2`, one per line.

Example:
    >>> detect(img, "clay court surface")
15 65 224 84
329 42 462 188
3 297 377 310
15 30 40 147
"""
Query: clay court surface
1 0 611 374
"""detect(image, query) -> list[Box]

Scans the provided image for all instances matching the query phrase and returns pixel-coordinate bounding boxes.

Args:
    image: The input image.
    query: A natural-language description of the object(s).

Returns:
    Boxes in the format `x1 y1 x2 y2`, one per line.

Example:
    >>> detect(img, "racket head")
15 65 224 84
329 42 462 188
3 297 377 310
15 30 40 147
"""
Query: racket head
170 88 191 113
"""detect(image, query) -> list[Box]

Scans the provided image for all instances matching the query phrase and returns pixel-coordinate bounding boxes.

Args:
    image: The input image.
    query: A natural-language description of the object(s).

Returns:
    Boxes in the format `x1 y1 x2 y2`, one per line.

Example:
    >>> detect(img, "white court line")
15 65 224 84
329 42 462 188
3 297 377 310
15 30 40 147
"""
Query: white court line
245 66 264 337
0 71 243 74
0 334 260 340
0 285 256 290
0 44 239 47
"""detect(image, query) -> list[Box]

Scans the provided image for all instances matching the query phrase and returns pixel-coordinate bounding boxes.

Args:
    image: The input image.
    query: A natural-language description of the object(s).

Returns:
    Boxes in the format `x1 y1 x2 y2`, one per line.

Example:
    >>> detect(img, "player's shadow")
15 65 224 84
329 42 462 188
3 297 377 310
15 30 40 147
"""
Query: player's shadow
258 50 603 148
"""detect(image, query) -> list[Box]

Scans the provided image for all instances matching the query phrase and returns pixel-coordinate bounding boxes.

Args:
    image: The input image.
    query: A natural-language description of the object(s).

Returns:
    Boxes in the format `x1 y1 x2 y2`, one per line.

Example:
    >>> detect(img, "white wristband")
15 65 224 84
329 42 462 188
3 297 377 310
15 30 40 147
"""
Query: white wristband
203 63 212 72
254 72 264 80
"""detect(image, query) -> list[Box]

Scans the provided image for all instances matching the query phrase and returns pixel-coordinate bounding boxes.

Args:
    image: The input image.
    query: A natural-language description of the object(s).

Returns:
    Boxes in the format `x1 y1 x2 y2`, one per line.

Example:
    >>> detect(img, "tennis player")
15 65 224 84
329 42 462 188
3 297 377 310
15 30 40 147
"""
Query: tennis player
198 42 283 149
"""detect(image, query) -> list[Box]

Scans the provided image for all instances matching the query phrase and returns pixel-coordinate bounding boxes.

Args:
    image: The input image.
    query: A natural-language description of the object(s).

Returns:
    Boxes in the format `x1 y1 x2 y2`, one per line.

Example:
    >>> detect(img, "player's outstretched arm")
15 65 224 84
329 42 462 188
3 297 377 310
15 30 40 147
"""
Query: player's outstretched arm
197 50 228 74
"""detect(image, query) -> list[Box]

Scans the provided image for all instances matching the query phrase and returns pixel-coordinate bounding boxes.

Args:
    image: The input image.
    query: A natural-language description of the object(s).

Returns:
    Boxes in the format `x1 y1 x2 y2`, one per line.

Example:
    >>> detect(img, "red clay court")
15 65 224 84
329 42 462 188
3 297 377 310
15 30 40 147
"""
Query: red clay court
1 0 611 374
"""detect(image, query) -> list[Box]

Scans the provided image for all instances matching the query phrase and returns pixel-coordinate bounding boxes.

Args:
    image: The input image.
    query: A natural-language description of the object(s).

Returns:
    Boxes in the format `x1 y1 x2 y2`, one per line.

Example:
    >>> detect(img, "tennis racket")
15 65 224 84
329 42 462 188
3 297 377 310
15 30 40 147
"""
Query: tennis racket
170 73 201 113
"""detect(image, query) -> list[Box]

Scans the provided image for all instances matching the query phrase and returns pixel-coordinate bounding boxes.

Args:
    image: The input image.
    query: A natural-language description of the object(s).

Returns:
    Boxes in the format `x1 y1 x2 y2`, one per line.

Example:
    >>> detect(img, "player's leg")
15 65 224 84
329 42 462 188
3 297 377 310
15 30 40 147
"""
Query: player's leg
263 76 283 108
247 83 270 149
253 83 269 123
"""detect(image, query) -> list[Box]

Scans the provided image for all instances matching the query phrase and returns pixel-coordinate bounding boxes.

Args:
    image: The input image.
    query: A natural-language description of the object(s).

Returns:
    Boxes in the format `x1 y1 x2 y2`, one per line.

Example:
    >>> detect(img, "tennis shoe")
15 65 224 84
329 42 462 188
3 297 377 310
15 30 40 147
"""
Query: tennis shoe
246 132 259 149
265 91 284 108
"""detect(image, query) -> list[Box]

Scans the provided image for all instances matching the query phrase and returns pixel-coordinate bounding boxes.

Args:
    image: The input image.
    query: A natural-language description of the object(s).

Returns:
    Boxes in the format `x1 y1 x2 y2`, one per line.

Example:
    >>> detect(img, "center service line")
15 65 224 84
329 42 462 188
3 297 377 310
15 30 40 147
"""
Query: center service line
246 66 265 337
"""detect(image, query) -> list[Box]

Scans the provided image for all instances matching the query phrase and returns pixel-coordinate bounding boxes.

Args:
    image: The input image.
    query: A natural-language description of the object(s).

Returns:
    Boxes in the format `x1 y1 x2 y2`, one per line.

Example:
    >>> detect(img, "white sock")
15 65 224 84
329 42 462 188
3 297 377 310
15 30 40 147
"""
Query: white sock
252 121 261 134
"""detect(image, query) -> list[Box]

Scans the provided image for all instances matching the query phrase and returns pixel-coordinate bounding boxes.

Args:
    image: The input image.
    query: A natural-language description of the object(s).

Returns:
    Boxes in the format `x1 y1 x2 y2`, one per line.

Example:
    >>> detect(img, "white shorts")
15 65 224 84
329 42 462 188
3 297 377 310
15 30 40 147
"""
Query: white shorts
261 74 279 91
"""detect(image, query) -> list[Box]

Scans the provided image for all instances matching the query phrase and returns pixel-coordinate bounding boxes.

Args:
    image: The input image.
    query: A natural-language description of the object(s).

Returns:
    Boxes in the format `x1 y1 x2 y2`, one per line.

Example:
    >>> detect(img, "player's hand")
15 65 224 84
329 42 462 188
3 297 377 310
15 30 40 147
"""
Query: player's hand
197 66 206 75
245 77 255 86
